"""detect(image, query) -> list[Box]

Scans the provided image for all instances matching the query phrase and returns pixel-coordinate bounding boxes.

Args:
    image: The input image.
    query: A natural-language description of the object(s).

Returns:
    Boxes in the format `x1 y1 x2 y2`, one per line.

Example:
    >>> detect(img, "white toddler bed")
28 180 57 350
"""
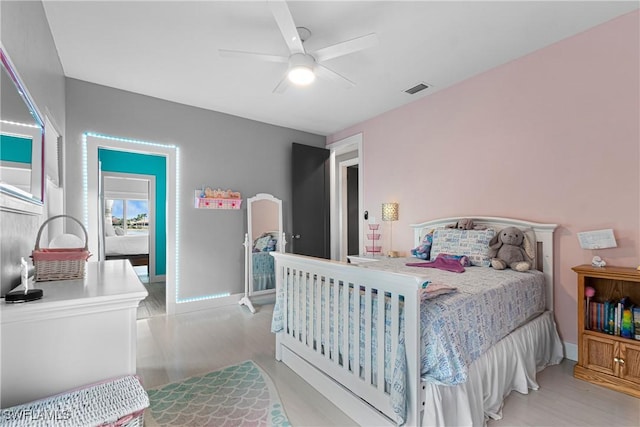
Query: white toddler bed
270 216 563 426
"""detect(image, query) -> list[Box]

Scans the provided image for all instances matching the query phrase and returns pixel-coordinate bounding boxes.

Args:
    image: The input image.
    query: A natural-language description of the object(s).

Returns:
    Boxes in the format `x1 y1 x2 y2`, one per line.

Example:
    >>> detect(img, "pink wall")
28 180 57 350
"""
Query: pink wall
328 11 639 347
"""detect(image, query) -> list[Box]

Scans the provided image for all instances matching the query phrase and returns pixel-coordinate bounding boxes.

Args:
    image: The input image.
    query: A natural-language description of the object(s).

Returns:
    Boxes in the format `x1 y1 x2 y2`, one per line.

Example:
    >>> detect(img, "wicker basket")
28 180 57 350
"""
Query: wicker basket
0 375 148 427
32 215 91 282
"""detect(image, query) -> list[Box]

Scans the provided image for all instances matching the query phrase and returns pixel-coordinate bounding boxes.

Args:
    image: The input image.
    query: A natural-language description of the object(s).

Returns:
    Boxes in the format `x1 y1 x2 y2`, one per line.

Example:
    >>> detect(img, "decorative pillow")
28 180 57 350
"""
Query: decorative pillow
253 232 277 252
114 226 125 236
411 230 434 260
263 237 277 252
253 236 270 252
430 228 496 267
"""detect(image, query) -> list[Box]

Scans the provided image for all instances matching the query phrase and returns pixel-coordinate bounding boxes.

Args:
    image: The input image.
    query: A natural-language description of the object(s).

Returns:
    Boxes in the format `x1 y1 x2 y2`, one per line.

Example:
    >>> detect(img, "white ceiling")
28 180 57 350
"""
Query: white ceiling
42 1 639 136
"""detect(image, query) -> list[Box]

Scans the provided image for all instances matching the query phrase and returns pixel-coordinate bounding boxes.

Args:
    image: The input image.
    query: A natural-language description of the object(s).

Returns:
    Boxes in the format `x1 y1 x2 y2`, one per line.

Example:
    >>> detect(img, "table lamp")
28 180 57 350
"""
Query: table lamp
382 202 399 258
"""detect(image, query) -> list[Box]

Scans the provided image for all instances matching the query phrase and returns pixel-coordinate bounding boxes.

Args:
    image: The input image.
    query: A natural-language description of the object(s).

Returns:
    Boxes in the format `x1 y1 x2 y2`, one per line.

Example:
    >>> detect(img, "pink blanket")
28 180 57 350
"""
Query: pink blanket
406 254 469 273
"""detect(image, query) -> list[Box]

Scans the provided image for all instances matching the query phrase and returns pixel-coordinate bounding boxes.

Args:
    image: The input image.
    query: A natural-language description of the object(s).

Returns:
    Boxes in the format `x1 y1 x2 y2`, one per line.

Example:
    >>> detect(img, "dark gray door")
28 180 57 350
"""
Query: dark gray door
347 165 359 255
291 143 330 258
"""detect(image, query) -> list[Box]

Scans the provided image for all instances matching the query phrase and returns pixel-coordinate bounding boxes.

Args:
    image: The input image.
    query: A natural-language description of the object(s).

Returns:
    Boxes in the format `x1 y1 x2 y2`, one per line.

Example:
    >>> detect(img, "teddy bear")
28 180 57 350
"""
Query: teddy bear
488 226 535 272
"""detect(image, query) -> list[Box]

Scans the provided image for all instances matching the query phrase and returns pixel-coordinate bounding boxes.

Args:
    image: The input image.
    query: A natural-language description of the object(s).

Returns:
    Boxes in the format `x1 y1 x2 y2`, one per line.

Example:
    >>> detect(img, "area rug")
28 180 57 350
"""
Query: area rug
146 360 290 427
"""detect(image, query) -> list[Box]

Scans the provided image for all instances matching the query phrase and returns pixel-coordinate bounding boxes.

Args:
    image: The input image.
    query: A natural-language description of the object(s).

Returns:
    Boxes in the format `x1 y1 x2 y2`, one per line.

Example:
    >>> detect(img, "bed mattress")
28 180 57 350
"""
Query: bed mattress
105 235 149 256
359 258 546 384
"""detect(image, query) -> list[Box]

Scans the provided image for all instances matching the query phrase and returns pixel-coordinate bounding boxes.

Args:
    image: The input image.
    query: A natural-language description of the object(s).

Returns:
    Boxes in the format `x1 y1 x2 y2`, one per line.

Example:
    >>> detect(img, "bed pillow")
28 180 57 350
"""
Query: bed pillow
114 226 125 236
104 220 116 237
430 228 496 267
253 233 274 252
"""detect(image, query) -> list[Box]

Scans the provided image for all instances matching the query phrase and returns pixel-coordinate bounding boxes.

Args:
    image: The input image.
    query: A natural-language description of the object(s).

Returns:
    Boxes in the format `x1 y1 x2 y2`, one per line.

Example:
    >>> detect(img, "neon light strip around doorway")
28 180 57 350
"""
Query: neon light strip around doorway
82 132 230 305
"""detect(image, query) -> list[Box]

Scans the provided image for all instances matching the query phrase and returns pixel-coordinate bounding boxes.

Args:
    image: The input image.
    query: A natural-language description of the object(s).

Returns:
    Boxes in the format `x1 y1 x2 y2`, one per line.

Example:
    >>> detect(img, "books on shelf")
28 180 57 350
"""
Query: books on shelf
587 296 637 340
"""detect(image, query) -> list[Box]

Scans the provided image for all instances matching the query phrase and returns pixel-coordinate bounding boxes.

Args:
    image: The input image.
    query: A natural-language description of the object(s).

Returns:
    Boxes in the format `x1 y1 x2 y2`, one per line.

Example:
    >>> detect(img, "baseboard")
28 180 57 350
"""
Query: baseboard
564 341 578 361
149 274 165 283
172 292 244 315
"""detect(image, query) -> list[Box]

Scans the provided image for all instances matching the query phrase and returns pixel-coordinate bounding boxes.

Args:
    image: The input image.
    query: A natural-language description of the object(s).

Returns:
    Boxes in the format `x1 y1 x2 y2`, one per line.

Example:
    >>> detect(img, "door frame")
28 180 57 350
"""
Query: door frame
101 171 157 282
328 133 363 261
83 132 179 315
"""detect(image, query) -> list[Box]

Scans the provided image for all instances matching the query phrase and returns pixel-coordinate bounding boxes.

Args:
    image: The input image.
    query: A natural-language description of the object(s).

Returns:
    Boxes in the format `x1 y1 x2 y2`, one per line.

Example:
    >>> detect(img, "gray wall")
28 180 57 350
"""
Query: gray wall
65 78 325 300
0 1 65 296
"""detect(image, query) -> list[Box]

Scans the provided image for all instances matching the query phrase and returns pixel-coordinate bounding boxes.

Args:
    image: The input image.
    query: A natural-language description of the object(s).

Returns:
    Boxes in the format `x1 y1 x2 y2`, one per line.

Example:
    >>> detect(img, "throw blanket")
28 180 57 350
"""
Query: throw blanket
407 253 470 273
419 282 457 300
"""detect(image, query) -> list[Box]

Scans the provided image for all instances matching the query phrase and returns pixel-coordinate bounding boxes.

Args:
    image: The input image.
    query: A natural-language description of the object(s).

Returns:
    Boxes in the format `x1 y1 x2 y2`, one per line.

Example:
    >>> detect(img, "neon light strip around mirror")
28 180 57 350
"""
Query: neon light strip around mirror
83 132 231 306
1 47 46 203
0 119 41 129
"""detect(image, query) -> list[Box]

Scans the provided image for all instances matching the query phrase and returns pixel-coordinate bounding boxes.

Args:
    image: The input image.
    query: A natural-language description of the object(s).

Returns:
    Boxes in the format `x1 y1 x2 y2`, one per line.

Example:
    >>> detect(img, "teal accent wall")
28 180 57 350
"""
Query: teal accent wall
98 148 166 275
0 134 32 164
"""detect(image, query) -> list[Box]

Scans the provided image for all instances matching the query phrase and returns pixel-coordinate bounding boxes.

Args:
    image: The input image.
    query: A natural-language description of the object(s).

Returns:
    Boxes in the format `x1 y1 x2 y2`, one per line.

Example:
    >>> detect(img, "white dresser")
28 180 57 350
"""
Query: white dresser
0 260 148 408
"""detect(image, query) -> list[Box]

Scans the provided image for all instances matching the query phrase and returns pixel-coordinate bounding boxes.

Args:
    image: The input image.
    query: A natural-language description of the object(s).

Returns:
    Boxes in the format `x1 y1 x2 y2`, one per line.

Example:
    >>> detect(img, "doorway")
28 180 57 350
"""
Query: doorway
291 143 330 258
346 165 359 256
328 133 363 261
101 172 155 276
84 133 178 315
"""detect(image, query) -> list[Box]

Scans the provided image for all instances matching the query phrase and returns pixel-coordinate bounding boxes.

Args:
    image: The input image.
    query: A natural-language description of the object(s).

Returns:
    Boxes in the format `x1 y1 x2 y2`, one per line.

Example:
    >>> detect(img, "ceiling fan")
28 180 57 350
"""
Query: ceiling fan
219 0 378 93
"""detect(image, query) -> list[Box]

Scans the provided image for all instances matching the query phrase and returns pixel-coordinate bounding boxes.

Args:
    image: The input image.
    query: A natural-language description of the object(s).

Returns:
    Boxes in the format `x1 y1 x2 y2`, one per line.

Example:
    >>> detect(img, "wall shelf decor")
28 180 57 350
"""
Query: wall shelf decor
194 188 242 210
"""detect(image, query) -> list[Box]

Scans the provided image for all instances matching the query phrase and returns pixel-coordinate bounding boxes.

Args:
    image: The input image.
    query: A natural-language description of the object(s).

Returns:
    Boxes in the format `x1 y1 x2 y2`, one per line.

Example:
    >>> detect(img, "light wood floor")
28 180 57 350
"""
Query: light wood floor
136 281 166 319
134 267 166 320
137 303 640 426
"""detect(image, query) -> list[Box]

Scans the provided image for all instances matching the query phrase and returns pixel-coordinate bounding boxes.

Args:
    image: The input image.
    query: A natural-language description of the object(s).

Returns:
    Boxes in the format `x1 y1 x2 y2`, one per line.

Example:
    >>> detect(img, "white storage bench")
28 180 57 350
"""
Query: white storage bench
0 375 149 427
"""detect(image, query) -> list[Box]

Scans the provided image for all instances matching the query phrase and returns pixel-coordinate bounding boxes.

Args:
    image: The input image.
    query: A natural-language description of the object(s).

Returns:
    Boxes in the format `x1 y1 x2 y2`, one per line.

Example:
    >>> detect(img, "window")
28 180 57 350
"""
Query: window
109 199 149 235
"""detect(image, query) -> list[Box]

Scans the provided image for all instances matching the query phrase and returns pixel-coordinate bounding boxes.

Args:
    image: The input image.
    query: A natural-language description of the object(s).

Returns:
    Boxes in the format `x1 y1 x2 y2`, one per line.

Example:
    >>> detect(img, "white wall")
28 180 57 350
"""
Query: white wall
0 0 65 296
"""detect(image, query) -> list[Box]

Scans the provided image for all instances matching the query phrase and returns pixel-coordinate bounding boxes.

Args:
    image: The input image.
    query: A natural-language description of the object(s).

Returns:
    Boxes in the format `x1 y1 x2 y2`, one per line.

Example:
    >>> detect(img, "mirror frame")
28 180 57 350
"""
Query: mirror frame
246 193 284 296
0 46 45 210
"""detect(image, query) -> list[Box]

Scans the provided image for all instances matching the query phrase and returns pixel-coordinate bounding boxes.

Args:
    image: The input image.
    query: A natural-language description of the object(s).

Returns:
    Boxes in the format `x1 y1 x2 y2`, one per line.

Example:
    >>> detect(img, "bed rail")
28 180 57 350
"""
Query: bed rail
271 252 422 425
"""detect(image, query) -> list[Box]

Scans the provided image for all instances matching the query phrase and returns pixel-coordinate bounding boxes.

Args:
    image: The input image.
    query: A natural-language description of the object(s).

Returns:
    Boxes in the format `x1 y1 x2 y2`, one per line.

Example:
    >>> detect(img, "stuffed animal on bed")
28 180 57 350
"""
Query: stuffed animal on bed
411 231 433 259
488 226 534 272
445 218 486 230
263 237 277 252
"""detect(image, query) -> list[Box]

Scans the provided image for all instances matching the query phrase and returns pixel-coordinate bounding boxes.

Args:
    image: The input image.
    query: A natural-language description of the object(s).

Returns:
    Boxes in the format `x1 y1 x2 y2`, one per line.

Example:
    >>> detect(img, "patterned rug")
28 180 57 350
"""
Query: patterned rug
146 361 290 427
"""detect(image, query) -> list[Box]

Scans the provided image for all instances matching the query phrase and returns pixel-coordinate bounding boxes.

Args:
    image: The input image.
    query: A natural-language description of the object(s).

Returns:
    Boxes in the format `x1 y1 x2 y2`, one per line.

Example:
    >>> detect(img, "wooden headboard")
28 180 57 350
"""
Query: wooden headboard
410 216 557 310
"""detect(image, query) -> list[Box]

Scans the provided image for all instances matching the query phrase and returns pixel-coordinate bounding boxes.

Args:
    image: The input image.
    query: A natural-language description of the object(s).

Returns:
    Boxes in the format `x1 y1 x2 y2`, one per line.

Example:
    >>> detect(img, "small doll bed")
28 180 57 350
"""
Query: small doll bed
269 216 562 426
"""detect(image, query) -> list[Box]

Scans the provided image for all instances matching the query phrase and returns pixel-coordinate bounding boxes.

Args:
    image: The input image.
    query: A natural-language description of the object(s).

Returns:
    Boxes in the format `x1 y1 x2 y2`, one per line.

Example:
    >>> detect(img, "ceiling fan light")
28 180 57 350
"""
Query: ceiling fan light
288 66 315 86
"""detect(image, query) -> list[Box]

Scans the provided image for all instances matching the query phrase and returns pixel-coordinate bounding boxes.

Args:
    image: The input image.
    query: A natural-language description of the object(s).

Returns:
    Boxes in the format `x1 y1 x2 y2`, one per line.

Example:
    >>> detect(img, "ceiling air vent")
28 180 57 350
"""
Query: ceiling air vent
404 83 430 95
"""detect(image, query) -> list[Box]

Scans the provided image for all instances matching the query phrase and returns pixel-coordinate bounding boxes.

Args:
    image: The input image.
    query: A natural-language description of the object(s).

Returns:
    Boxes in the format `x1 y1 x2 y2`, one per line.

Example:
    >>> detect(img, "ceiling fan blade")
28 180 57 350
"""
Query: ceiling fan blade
314 64 355 89
268 0 305 55
273 75 290 94
311 33 378 62
219 49 288 63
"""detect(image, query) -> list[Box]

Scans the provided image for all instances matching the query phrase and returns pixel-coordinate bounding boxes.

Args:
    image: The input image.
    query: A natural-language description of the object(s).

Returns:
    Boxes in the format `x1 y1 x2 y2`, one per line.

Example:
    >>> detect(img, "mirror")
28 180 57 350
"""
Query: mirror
241 193 284 313
0 47 44 205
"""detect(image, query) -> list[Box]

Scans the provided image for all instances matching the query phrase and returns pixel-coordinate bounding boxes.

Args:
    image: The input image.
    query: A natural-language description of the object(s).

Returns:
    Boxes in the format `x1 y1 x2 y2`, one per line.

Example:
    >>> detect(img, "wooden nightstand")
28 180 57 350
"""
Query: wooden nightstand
572 265 640 398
